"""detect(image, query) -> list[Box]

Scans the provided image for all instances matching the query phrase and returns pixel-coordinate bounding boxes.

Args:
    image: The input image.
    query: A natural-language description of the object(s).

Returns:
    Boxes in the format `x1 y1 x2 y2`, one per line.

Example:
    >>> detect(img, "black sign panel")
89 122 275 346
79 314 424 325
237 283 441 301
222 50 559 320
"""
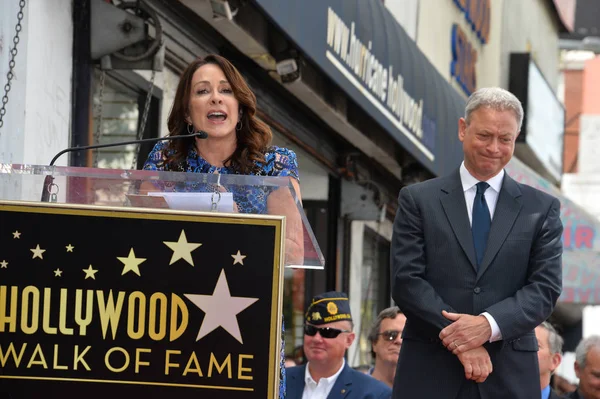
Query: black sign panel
0 201 284 398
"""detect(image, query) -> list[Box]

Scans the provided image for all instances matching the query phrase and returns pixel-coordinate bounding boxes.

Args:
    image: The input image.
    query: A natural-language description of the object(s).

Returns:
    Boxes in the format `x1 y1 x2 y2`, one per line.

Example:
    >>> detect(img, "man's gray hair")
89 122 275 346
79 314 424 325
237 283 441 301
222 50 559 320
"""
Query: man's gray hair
464 87 524 131
368 306 401 344
539 321 564 355
575 335 600 369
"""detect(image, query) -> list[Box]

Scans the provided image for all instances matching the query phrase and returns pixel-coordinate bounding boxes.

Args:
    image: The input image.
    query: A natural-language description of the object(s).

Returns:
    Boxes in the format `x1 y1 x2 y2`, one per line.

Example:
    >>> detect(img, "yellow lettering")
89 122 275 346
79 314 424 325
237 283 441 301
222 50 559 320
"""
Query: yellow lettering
0 342 27 367
170 294 188 342
149 293 167 341
183 351 203 377
42 288 57 334
73 345 91 371
27 343 48 369
97 290 125 340
52 344 68 370
75 290 93 336
135 348 151 374
21 286 40 334
105 347 129 373
208 353 232 378
59 289 74 335
238 354 253 380
0 286 18 333
165 350 180 375
127 292 145 340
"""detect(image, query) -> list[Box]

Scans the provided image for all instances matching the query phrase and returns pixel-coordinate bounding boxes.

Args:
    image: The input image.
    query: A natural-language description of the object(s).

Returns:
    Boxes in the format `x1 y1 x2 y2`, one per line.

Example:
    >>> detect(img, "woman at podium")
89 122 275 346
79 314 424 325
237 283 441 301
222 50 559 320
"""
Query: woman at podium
142 53 303 398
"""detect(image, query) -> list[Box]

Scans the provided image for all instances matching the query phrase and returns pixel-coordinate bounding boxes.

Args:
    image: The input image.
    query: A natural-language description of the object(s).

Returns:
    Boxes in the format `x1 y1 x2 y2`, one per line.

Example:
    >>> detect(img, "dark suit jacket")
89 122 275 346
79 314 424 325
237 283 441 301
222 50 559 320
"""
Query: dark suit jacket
550 388 565 399
286 363 391 399
564 389 583 399
390 169 563 399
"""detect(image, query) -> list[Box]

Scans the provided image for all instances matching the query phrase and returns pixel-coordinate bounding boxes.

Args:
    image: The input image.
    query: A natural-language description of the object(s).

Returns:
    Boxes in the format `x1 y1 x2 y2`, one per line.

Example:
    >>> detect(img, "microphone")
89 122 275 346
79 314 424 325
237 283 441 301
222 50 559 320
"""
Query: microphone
41 131 208 201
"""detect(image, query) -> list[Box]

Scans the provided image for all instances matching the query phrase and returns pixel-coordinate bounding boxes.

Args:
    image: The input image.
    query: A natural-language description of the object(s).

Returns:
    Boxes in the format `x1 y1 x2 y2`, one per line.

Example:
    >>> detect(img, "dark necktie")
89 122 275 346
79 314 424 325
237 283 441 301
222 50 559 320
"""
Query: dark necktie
472 182 491 267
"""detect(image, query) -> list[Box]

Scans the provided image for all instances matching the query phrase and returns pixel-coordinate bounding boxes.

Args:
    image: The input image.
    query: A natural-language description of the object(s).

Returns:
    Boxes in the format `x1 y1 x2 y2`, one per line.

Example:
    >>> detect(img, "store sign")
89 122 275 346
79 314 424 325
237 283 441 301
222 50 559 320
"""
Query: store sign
451 24 478 96
506 159 600 304
325 8 427 157
253 0 467 177
450 0 490 96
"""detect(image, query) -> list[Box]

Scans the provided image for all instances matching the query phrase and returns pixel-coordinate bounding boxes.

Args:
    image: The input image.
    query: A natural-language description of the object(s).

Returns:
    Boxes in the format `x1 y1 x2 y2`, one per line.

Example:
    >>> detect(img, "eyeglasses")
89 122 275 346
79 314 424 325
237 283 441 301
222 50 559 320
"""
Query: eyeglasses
378 330 402 342
304 324 351 339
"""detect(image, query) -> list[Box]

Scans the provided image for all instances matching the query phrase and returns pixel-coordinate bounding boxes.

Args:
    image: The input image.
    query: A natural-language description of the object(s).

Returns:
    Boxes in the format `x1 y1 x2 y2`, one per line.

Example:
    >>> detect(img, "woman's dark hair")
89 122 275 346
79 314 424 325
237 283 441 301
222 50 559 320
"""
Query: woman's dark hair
166 54 272 173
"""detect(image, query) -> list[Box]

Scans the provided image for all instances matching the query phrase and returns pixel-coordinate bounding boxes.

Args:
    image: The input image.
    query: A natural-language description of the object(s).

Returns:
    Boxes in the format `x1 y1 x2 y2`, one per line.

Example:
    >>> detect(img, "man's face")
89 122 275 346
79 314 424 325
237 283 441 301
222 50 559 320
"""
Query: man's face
458 107 519 181
535 326 561 386
303 321 355 367
372 314 407 365
575 347 600 399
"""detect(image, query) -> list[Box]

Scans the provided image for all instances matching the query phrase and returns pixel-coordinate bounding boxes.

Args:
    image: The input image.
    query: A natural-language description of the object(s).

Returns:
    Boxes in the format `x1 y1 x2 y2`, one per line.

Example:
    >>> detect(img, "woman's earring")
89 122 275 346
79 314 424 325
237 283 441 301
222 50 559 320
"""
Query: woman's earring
187 123 194 134
236 112 243 131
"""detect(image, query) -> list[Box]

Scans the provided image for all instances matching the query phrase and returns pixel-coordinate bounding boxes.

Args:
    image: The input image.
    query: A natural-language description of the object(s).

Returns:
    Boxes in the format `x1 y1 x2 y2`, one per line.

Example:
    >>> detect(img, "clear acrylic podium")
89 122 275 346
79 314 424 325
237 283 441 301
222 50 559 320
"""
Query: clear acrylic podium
0 163 324 398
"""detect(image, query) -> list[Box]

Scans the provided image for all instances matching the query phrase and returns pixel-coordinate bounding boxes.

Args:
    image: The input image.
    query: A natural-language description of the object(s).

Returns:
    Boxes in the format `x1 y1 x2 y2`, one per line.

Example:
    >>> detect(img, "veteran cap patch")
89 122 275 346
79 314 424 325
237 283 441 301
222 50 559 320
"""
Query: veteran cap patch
305 291 352 325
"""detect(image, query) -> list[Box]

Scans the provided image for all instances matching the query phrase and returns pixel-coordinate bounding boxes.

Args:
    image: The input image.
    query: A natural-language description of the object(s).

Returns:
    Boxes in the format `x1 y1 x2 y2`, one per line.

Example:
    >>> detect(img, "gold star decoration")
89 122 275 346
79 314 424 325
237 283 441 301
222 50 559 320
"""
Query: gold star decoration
83 265 98 280
12 231 21 239
163 230 202 266
231 250 246 265
30 244 46 259
66 244 74 252
0 260 8 268
117 248 146 276
54 268 63 277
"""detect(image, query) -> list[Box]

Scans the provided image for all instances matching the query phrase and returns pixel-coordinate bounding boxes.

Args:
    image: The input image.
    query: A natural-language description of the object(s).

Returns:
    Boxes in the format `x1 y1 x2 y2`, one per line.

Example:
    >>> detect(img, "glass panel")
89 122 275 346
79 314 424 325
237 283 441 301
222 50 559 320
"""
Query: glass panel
0 163 325 270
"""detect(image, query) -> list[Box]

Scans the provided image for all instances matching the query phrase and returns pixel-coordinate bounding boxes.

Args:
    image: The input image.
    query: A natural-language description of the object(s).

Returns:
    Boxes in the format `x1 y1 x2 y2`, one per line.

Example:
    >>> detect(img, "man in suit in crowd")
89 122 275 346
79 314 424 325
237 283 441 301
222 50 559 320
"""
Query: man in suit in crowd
565 335 600 399
391 87 563 399
535 322 564 399
286 291 391 399
367 307 407 388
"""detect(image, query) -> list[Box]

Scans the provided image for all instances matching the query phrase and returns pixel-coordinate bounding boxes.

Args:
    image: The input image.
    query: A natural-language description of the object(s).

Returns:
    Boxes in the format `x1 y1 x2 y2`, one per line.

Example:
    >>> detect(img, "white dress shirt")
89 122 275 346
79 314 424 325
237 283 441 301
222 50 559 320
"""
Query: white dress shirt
302 359 345 399
459 162 503 342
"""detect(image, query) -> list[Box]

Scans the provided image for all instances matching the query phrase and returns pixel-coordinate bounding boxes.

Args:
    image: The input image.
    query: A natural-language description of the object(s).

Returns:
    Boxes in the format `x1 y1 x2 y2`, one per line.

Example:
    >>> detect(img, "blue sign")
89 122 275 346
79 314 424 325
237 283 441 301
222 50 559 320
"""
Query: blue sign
254 0 465 176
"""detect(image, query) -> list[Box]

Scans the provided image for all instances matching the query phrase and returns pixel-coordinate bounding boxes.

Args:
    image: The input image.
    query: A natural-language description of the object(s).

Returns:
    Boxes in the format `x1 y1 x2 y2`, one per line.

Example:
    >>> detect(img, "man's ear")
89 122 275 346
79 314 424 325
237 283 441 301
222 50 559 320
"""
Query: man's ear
550 353 562 373
458 118 467 142
345 332 356 348
574 361 581 379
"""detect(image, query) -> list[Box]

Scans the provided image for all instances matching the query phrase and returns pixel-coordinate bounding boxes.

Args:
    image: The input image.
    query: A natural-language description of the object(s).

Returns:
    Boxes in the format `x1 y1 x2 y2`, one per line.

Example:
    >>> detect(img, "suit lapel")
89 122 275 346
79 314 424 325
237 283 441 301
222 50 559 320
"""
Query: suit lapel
476 173 522 279
327 363 351 399
440 170 477 271
287 365 305 399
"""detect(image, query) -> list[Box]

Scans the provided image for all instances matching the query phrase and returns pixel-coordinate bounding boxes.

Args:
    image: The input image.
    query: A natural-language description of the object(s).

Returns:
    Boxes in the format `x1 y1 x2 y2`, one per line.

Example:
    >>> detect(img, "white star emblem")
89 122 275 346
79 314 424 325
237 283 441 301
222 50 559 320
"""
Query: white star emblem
231 250 246 265
54 268 63 277
0 260 8 268
185 270 258 344
83 265 98 280
163 230 202 266
30 245 46 259
117 248 146 276
12 231 21 239
66 244 74 252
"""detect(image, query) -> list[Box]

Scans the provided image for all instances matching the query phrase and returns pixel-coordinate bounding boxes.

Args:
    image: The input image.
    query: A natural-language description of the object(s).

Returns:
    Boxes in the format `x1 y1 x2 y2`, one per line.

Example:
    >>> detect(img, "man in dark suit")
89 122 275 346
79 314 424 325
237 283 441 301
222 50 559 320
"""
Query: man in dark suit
286 291 391 399
565 335 600 399
535 322 564 399
391 87 563 399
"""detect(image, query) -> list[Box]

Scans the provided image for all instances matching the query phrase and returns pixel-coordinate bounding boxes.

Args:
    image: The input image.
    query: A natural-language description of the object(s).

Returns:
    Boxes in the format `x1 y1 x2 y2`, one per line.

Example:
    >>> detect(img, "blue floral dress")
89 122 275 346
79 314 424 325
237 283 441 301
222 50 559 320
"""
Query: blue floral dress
143 141 298 398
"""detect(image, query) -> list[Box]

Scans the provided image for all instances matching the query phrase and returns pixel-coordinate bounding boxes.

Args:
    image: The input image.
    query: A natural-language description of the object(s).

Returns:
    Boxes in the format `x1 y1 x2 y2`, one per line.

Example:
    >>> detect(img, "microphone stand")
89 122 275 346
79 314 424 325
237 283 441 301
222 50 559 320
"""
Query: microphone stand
41 131 208 202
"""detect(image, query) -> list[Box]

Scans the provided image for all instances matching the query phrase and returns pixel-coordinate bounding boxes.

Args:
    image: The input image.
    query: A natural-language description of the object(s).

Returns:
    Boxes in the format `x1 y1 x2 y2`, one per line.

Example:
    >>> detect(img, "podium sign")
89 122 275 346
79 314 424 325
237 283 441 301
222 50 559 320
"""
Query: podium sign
0 201 284 398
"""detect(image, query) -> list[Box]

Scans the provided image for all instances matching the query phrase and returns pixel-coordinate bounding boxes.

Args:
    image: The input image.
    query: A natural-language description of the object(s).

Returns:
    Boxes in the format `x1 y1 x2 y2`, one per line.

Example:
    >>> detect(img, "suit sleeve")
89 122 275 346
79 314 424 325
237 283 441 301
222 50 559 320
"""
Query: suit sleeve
484 197 563 341
391 186 456 331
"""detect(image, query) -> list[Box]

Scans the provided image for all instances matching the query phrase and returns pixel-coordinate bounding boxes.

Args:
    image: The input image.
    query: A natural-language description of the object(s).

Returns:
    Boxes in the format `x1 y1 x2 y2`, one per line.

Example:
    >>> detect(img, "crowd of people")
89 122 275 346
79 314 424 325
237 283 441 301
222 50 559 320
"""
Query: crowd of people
142 52 596 399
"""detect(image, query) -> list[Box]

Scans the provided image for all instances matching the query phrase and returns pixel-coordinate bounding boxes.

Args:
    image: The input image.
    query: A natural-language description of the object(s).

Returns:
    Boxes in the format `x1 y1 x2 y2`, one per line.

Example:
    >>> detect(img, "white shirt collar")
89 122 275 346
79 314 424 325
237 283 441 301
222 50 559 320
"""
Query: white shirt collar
459 161 504 193
304 358 345 387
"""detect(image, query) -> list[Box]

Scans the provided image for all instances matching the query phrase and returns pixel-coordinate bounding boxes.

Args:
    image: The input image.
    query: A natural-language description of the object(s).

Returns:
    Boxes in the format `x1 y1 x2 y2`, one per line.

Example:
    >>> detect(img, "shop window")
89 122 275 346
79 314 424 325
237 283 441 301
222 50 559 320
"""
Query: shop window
91 69 160 170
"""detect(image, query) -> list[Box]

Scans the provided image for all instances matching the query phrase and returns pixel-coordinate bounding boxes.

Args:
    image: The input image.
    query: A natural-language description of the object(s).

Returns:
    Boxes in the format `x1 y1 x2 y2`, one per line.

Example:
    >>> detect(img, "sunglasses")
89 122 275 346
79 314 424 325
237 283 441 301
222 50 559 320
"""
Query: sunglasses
378 330 402 342
304 324 351 339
